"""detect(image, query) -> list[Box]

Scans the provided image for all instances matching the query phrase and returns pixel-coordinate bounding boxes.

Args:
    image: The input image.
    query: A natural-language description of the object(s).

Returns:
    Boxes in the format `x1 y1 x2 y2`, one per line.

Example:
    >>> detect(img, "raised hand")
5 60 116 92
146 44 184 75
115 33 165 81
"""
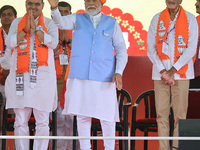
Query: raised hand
47 0 59 8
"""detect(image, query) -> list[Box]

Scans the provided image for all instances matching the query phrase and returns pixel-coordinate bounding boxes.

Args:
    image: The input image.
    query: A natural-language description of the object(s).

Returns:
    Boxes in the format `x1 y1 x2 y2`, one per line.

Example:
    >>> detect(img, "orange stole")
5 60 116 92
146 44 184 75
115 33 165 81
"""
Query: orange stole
0 27 4 56
0 27 4 81
58 30 72 108
17 13 48 74
156 6 189 78
55 30 72 79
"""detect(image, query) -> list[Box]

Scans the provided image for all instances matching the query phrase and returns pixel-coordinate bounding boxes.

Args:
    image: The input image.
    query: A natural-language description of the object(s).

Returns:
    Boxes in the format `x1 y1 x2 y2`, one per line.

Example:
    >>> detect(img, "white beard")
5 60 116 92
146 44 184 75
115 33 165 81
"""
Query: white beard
86 5 101 16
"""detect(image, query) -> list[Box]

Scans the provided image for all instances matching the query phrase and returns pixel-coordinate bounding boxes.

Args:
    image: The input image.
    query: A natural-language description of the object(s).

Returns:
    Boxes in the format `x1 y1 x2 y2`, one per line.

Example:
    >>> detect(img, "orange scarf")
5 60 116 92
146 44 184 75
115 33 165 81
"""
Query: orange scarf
0 27 4 82
156 6 189 78
59 30 72 108
17 13 48 74
55 30 72 79
0 27 4 56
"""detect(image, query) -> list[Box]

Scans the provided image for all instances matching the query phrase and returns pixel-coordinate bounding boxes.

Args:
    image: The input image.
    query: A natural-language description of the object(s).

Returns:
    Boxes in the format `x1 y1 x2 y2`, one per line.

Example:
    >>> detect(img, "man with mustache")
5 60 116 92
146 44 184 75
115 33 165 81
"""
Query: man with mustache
48 0 128 149
0 5 16 85
0 4 17 150
5 0 58 149
147 0 198 149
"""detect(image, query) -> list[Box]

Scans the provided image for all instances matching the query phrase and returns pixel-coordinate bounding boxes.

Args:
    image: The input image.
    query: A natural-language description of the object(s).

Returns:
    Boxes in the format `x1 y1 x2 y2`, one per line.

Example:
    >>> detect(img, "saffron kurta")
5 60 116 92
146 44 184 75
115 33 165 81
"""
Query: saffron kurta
5 16 58 112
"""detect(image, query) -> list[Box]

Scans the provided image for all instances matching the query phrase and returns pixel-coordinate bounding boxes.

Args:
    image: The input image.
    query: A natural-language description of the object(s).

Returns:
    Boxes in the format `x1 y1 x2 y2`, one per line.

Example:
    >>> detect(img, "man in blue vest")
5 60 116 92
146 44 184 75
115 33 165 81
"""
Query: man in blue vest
48 0 128 149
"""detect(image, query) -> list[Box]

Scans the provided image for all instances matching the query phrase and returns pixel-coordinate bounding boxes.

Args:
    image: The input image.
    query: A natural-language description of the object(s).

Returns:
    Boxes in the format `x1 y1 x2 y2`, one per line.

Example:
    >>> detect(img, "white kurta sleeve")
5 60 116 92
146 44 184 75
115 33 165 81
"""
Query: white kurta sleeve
5 18 19 50
0 48 11 70
113 21 128 75
173 14 198 71
51 8 76 30
43 19 58 49
147 13 166 73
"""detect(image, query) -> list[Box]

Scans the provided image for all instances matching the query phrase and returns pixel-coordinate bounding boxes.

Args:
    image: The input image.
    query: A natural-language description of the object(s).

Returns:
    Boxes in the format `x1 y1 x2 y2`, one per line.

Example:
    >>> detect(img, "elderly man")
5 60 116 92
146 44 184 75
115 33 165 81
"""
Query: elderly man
148 0 198 150
48 0 128 149
5 0 58 149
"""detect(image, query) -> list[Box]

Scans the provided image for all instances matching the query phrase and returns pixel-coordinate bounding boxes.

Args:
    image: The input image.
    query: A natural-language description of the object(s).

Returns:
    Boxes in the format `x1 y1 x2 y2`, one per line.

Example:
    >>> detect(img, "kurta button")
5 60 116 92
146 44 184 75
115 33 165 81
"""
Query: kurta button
93 41 95 44
91 51 94 53
90 61 93 63
94 32 96 35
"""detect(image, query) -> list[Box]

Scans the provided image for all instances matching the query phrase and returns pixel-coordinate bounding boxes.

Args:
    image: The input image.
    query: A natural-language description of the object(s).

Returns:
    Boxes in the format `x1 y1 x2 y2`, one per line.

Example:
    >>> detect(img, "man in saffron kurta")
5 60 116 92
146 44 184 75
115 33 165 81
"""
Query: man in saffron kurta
5 0 58 149
48 0 128 149
148 0 198 150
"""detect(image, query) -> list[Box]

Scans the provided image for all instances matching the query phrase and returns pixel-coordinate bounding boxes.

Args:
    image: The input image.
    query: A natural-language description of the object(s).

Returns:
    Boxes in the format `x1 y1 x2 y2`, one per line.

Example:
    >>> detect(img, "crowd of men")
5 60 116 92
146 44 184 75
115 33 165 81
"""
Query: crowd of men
0 0 200 150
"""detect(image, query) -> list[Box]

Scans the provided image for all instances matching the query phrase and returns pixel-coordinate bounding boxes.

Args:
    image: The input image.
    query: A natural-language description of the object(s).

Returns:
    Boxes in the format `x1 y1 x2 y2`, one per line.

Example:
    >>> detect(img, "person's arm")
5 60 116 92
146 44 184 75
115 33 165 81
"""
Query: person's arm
48 0 75 30
173 14 198 72
41 18 58 50
112 21 128 90
6 18 20 50
147 14 166 74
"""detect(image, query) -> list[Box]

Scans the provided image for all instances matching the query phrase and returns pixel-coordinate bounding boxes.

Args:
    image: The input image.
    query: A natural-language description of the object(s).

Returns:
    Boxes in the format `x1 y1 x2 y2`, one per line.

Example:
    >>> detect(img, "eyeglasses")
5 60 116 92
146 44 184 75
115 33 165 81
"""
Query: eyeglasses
85 0 99 3
27 2 41 6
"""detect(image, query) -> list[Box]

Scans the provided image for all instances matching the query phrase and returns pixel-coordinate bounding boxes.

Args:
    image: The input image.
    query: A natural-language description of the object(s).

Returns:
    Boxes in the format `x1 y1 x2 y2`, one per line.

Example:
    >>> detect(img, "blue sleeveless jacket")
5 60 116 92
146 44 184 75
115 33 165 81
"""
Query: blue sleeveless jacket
68 13 116 82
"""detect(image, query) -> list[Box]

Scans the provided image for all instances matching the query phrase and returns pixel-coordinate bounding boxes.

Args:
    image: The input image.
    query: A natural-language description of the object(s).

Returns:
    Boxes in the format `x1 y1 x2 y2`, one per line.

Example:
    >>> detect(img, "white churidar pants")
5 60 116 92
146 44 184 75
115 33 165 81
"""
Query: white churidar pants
14 108 49 150
77 115 115 150
56 105 74 150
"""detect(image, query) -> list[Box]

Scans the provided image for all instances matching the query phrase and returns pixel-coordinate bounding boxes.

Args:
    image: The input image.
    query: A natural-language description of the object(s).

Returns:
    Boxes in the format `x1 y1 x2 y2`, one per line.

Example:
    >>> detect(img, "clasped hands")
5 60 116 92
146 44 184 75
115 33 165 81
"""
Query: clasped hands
161 67 177 86
24 10 36 33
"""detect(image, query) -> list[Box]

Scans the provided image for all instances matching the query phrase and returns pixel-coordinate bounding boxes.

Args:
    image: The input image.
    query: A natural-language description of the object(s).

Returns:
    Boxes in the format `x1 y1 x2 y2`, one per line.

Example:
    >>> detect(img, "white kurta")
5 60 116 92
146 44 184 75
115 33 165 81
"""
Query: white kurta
147 10 198 80
51 9 128 122
5 16 58 112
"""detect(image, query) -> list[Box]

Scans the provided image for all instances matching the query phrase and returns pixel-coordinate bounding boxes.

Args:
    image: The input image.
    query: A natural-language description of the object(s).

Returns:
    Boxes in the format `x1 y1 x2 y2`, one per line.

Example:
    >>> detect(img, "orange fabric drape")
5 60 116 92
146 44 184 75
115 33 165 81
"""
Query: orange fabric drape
17 13 48 74
156 6 189 78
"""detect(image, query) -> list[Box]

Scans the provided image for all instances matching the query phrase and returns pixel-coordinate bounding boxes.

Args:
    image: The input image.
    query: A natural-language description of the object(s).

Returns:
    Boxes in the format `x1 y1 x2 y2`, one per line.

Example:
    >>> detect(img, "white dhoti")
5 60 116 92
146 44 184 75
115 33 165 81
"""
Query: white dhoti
63 78 119 150
63 78 119 122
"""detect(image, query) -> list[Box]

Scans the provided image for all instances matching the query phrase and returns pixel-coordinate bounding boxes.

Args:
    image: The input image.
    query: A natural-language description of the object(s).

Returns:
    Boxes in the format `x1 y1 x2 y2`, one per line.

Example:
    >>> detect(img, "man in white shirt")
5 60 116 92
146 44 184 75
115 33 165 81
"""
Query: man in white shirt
0 4 17 150
48 0 128 149
147 0 198 149
5 0 58 149
0 5 17 102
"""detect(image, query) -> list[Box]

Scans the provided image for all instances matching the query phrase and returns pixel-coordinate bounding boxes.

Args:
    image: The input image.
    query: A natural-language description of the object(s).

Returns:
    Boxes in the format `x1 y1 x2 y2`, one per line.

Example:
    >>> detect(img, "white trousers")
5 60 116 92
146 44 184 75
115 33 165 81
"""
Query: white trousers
77 115 116 150
55 105 74 150
14 108 49 150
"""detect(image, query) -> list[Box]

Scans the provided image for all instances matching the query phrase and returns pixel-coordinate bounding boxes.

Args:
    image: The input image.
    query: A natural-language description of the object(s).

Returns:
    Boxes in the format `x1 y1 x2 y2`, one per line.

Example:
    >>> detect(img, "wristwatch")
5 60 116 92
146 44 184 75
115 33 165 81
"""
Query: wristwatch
66 39 72 45
35 25 44 32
